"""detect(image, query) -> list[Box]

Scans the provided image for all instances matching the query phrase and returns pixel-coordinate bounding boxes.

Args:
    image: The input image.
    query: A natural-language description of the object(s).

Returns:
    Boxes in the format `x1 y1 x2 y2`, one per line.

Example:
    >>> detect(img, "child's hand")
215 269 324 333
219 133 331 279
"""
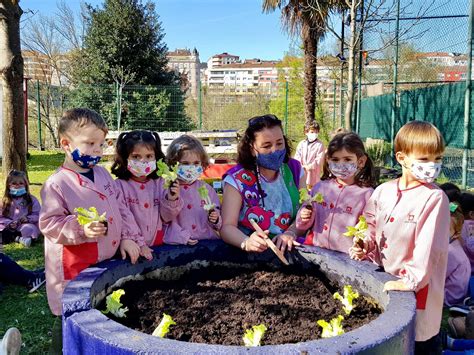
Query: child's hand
168 180 180 201
349 240 367 260
8 221 18 229
300 207 313 222
383 280 411 292
140 245 154 260
187 239 198 245
83 221 107 238
208 210 220 224
120 239 140 264
19 216 28 224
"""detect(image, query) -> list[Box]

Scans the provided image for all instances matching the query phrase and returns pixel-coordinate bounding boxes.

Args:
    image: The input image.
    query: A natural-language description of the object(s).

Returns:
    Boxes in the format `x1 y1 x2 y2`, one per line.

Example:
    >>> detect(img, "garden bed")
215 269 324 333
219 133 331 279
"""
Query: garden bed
102 264 381 345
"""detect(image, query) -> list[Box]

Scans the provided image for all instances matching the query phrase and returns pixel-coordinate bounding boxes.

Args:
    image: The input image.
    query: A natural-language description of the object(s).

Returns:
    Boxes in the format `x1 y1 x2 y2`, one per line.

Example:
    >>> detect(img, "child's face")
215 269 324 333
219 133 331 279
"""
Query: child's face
306 128 319 134
327 148 366 169
9 177 25 189
129 144 155 162
396 150 443 180
179 150 201 166
60 124 106 158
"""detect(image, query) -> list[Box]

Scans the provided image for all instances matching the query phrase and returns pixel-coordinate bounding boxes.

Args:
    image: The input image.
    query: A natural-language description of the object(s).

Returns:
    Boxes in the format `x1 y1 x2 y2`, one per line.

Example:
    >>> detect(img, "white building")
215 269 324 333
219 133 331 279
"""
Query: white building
167 48 201 97
207 52 240 70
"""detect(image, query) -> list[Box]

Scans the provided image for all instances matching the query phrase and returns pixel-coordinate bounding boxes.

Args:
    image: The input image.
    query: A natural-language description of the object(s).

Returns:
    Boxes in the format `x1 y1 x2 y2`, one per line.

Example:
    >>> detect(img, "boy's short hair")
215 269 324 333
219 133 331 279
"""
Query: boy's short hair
394 121 444 155
58 108 108 138
304 121 320 132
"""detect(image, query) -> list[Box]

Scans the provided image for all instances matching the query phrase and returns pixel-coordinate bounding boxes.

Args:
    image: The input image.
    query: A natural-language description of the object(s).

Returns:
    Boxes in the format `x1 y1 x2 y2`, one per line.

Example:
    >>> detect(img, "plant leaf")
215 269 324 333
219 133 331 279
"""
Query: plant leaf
334 285 359 315
102 289 128 318
243 324 267 347
74 207 107 226
152 313 176 338
156 159 179 188
317 315 344 338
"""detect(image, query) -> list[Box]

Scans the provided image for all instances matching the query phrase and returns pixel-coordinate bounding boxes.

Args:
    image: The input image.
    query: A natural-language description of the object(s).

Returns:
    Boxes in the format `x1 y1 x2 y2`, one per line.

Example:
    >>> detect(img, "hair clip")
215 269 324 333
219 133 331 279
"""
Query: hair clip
449 202 458 213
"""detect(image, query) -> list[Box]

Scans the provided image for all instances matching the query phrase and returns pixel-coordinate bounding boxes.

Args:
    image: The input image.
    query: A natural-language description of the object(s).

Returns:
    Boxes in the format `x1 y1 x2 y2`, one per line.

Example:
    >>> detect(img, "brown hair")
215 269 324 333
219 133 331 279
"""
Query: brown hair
304 121 320 132
394 121 445 155
111 130 165 180
450 202 465 241
58 108 108 139
166 135 209 169
2 170 33 216
321 132 376 188
237 114 292 170
461 192 474 218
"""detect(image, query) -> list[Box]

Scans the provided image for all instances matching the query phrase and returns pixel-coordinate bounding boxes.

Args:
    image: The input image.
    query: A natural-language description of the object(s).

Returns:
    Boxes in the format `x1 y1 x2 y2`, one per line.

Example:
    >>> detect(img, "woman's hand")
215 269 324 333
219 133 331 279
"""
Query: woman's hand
19 216 28 224
300 207 312 222
120 239 140 264
167 180 180 201
84 221 107 238
383 280 410 292
140 245 154 260
274 231 300 252
244 230 269 252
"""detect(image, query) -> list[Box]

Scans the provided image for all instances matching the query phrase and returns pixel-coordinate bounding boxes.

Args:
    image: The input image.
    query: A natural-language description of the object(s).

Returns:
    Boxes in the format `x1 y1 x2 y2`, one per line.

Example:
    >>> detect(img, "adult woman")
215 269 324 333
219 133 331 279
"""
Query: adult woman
221 114 305 253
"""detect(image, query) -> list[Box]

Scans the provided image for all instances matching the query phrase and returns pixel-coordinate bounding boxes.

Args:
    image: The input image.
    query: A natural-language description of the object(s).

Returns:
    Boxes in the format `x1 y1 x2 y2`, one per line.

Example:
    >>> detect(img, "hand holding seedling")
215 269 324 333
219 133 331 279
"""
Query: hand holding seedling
168 180 180 201
75 207 108 238
83 221 107 238
208 210 220 224
300 208 313 222
349 242 367 260
120 239 140 264
140 245 154 260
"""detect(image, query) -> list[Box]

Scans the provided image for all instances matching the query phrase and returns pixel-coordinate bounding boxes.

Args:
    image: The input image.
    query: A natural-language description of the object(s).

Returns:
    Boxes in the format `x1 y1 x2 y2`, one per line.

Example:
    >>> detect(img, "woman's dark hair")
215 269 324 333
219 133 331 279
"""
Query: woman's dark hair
321 132 376 188
111 130 165 180
237 114 292 170
439 182 462 203
3 170 33 216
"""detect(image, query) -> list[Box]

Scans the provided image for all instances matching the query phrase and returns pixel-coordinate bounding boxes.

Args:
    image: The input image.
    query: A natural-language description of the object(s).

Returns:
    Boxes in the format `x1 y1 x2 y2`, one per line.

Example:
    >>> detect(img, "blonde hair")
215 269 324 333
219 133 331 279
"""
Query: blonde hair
394 121 445 155
450 202 465 240
166 135 209 169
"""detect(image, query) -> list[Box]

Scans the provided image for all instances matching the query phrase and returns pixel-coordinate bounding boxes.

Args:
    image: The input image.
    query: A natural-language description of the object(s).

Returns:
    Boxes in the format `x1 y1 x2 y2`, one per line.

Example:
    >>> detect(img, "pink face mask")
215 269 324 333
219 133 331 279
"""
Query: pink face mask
328 162 358 179
127 159 156 178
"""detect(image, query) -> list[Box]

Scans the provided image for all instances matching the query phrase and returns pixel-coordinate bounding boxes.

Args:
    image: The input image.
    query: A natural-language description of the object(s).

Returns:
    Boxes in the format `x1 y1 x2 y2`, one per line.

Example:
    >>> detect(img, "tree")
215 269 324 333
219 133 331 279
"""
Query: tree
0 0 26 174
263 0 343 127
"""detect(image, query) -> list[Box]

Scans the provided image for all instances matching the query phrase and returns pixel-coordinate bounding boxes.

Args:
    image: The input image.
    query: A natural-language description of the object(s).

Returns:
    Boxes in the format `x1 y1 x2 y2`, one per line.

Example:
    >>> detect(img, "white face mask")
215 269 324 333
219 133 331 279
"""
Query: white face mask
328 162 358 180
127 159 156 178
410 161 442 183
177 164 203 184
307 133 318 142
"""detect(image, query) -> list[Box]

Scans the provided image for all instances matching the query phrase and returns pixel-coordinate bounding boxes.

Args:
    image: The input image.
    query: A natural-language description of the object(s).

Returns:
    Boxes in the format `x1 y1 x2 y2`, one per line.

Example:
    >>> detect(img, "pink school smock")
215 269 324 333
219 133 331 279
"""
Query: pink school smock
115 178 182 247
0 195 41 239
39 166 141 316
295 179 373 254
163 180 221 245
445 238 471 306
363 179 449 341
462 220 474 271
294 138 325 186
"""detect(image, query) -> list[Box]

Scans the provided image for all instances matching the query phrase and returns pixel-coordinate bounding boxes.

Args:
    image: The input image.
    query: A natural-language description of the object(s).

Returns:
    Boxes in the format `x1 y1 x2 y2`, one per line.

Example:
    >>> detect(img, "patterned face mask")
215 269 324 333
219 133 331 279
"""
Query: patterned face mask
256 149 286 171
410 161 442 183
127 159 156 178
71 148 101 169
177 164 203 184
328 162 358 180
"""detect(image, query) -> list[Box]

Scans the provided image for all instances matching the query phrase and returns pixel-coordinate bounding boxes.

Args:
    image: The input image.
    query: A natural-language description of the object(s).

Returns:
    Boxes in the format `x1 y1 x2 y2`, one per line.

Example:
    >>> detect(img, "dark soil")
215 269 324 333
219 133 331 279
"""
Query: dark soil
104 264 381 345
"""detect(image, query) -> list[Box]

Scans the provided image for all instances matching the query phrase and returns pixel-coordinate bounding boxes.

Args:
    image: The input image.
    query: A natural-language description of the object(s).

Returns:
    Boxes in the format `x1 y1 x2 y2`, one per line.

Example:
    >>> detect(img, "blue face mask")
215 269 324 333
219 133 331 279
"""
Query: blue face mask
71 148 101 169
10 187 26 197
256 148 286 171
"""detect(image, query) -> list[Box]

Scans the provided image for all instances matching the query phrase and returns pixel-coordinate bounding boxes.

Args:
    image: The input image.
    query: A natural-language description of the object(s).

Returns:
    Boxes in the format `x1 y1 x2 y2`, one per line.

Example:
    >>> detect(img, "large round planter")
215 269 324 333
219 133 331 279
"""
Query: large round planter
62 241 416 354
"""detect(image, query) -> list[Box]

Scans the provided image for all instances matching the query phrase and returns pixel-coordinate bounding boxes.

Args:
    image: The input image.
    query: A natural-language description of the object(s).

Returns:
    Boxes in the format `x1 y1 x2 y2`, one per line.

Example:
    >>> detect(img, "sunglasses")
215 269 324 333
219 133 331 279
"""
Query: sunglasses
248 114 281 127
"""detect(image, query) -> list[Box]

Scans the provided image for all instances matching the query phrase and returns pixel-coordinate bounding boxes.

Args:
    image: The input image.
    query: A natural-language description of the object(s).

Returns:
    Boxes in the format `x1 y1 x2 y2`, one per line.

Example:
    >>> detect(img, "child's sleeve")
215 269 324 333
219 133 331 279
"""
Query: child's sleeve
399 192 450 292
0 205 12 229
294 141 303 163
27 196 41 224
114 184 144 247
39 181 88 245
159 179 183 223
207 184 222 231
308 143 325 171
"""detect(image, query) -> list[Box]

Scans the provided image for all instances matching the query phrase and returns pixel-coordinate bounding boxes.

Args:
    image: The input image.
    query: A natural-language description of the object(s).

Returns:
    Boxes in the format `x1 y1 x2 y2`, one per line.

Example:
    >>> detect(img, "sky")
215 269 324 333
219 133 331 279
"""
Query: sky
20 0 297 62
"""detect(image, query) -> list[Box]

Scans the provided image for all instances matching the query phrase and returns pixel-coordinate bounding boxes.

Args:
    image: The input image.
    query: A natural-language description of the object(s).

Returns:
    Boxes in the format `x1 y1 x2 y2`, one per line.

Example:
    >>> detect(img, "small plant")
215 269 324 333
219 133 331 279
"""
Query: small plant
197 185 216 212
102 289 128 318
152 313 176 338
365 139 391 167
243 324 267 347
343 215 368 248
317 315 344 338
156 159 179 188
74 207 107 226
299 188 324 209
333 285 360 315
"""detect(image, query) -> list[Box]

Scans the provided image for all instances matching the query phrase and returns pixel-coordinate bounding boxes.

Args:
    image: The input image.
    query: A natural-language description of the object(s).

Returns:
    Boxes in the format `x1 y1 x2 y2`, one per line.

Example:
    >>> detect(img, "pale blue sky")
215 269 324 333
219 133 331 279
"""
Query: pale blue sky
20 0 296 62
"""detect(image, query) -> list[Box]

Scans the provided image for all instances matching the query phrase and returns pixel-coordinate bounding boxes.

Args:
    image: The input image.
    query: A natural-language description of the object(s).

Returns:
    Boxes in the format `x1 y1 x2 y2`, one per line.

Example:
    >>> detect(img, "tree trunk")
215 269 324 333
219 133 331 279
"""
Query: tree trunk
0 1 25 175
344 1 357 131
302 26 318 126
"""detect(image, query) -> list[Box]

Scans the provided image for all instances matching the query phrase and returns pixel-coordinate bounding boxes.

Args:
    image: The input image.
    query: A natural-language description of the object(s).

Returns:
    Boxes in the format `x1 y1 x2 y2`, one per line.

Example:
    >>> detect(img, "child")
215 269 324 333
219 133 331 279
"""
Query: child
461 192 474 271
111 130 182 256
445 201 471 306
0 170 41 247
294 121 325 189
163 135 221 245
39 108 142 316
295 132 375 254
350 121 449 352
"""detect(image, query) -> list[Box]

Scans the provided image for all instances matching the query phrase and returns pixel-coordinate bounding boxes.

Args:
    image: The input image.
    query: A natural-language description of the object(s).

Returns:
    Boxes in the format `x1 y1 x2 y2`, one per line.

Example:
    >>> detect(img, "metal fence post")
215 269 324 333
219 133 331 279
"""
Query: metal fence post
462 0 474 188
390 0 401 167
356 0 364 134
284 81 289 134
36 80 43 150
198 80 202 130
333 79 337 128
340 10 345 128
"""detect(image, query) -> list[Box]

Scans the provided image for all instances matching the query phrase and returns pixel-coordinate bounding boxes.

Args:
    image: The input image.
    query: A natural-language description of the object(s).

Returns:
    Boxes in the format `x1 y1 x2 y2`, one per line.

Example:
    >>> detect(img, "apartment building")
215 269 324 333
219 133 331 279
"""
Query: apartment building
167 48 201 97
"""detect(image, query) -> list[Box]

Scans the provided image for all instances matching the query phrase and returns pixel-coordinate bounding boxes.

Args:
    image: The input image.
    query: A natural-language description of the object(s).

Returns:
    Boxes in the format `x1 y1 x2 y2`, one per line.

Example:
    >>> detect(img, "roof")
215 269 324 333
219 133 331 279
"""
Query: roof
168 48 192 57
213 52 239 58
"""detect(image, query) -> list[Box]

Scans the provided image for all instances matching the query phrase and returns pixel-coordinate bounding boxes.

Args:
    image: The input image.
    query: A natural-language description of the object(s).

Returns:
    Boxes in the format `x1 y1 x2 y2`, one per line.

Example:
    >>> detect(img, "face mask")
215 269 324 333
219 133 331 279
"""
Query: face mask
256 149 286 171
328 162 358 180
127 159 156 178
177 164 203 184
410 161 442 183
10 187 26 197
71 148 101 169
307 133 318 142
